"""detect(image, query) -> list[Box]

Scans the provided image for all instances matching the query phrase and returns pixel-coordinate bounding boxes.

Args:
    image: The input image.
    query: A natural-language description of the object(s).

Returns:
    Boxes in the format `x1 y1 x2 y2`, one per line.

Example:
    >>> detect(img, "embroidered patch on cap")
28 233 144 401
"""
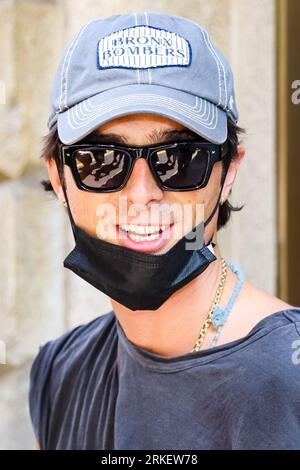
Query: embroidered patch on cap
97 25 191 70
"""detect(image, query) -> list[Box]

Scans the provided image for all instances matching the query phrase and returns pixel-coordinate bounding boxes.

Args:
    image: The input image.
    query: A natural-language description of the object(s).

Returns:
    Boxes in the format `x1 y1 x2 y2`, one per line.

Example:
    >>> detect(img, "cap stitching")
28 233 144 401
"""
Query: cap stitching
58 24 88 112
82 93 207 119
69 96 217 129
204 30 228 110
133 12 140 85
200 29 223 107
144 12 152 85
73 95 214 126
191 96 203 113
63 21 93 111
67 94 219 130
85 94 211 121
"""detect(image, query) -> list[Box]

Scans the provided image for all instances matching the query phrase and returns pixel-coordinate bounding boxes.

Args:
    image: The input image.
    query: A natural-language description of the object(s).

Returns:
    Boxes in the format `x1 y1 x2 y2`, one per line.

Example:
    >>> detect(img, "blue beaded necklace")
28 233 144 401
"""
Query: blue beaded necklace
209 261 244 348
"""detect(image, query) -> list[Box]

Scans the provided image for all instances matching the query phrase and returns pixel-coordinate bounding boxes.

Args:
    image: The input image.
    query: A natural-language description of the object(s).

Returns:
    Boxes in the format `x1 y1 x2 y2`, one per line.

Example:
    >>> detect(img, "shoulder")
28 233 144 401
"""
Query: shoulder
229 306 300 449
220 276 300 390
233 304 300 394
223 299 300 448
28 309 116 448
236 282 300 358
29 309 115 381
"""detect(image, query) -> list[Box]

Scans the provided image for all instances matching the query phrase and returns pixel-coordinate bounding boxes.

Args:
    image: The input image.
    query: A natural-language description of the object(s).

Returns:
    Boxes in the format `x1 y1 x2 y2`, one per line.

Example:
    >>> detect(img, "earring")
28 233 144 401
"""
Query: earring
62 200 68 207
220 196 225 206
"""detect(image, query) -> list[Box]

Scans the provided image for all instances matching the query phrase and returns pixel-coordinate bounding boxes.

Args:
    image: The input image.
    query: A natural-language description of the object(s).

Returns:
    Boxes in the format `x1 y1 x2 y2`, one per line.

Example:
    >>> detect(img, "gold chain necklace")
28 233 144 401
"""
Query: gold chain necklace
191 257 227 352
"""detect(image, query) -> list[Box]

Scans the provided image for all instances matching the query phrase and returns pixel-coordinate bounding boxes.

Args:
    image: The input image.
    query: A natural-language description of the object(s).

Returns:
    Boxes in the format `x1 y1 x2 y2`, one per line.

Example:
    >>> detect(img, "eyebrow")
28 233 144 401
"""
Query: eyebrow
79 128 207 145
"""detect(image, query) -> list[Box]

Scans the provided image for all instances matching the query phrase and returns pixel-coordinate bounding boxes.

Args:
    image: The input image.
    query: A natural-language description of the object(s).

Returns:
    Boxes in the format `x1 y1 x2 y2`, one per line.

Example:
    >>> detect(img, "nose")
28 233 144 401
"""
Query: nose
121 157 164 205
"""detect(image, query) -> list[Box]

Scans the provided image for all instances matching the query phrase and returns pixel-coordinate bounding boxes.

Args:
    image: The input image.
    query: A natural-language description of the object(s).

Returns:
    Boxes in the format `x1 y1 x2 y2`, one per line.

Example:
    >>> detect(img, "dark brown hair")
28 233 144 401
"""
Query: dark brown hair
40 118 245 231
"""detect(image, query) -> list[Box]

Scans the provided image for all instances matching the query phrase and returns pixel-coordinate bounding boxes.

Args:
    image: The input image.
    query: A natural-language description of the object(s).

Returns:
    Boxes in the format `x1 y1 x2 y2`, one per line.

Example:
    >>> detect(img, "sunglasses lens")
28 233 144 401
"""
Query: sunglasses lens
150 143 210 190
73 148 130 190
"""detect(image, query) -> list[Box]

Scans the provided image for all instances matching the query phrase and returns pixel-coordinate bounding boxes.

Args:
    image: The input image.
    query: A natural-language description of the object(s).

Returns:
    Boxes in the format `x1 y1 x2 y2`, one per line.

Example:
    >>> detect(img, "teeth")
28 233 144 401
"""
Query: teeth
128 232 161 242
120 224 167 235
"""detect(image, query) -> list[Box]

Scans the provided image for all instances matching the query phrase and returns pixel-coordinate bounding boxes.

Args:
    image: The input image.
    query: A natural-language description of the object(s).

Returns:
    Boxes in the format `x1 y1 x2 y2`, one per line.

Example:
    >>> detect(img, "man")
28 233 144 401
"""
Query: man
29 12 300 450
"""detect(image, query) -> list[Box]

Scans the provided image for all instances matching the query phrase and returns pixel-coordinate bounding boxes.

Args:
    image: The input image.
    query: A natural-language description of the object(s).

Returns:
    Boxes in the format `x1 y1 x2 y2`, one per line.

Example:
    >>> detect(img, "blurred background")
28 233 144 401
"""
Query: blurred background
0 0 299 449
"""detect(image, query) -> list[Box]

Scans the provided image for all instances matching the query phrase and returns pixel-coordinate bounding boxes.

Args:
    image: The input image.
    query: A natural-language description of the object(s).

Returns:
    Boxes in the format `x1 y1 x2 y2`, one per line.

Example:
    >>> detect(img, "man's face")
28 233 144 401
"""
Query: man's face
49 113 231 255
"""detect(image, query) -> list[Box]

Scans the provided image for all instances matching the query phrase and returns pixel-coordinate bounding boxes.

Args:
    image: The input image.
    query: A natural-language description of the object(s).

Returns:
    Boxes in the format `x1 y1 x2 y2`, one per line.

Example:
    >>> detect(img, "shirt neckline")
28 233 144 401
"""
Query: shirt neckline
115 307 300 373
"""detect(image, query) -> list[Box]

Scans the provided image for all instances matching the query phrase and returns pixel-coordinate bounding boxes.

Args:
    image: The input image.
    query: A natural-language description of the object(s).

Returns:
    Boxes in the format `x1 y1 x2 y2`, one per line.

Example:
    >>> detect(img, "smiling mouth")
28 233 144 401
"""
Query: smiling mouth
119 224 168 242
117 224 174 253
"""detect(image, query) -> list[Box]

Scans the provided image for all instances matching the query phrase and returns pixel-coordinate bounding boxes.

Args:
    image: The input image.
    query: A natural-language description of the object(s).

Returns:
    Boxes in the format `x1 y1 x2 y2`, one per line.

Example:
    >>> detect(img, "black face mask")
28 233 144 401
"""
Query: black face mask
62 163 228 311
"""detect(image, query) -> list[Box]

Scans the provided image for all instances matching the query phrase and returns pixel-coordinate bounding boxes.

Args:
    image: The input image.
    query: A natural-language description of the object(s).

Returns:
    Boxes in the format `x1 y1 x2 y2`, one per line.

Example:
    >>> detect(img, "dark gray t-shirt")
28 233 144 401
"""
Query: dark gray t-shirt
29 307 300 450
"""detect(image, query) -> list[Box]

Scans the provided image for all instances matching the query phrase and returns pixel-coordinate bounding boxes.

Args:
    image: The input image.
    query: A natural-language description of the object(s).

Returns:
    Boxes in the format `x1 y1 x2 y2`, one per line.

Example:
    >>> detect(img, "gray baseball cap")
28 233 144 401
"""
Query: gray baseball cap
48 11 239 145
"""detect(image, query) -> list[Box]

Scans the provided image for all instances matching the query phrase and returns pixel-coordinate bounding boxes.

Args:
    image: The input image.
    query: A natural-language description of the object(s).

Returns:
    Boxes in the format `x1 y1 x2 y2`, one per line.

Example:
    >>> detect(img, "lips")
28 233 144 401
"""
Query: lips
117 224 174 253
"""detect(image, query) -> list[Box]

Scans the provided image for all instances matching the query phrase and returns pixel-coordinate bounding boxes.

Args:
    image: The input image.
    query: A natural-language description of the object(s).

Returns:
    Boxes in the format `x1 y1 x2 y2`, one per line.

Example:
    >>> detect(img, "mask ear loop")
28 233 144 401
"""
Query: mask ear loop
203 154 231 247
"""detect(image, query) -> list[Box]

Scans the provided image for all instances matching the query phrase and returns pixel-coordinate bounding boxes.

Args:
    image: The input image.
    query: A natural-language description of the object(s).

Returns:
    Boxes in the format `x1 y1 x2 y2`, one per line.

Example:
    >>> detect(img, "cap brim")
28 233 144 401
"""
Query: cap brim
57 84 227 145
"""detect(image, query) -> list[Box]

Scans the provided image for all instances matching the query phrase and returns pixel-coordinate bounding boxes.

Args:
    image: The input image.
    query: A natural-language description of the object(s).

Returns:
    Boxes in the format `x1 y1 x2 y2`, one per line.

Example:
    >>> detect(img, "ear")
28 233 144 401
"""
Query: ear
46 158 65 203
221 145 245 202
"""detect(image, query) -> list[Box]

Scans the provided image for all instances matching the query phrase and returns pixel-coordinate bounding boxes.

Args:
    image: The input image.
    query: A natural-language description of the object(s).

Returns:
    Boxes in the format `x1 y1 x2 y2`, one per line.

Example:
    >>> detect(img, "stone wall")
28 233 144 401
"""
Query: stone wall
0 0 276 449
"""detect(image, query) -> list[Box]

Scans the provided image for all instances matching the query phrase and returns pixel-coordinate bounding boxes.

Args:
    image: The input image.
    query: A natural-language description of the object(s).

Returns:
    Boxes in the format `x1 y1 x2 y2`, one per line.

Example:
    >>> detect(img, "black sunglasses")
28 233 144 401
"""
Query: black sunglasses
59 140 228 193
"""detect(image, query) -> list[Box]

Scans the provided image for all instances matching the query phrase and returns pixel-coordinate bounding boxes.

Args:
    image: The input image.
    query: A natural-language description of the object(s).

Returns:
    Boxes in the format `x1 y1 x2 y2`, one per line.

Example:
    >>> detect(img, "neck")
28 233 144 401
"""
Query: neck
111 243 235 356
